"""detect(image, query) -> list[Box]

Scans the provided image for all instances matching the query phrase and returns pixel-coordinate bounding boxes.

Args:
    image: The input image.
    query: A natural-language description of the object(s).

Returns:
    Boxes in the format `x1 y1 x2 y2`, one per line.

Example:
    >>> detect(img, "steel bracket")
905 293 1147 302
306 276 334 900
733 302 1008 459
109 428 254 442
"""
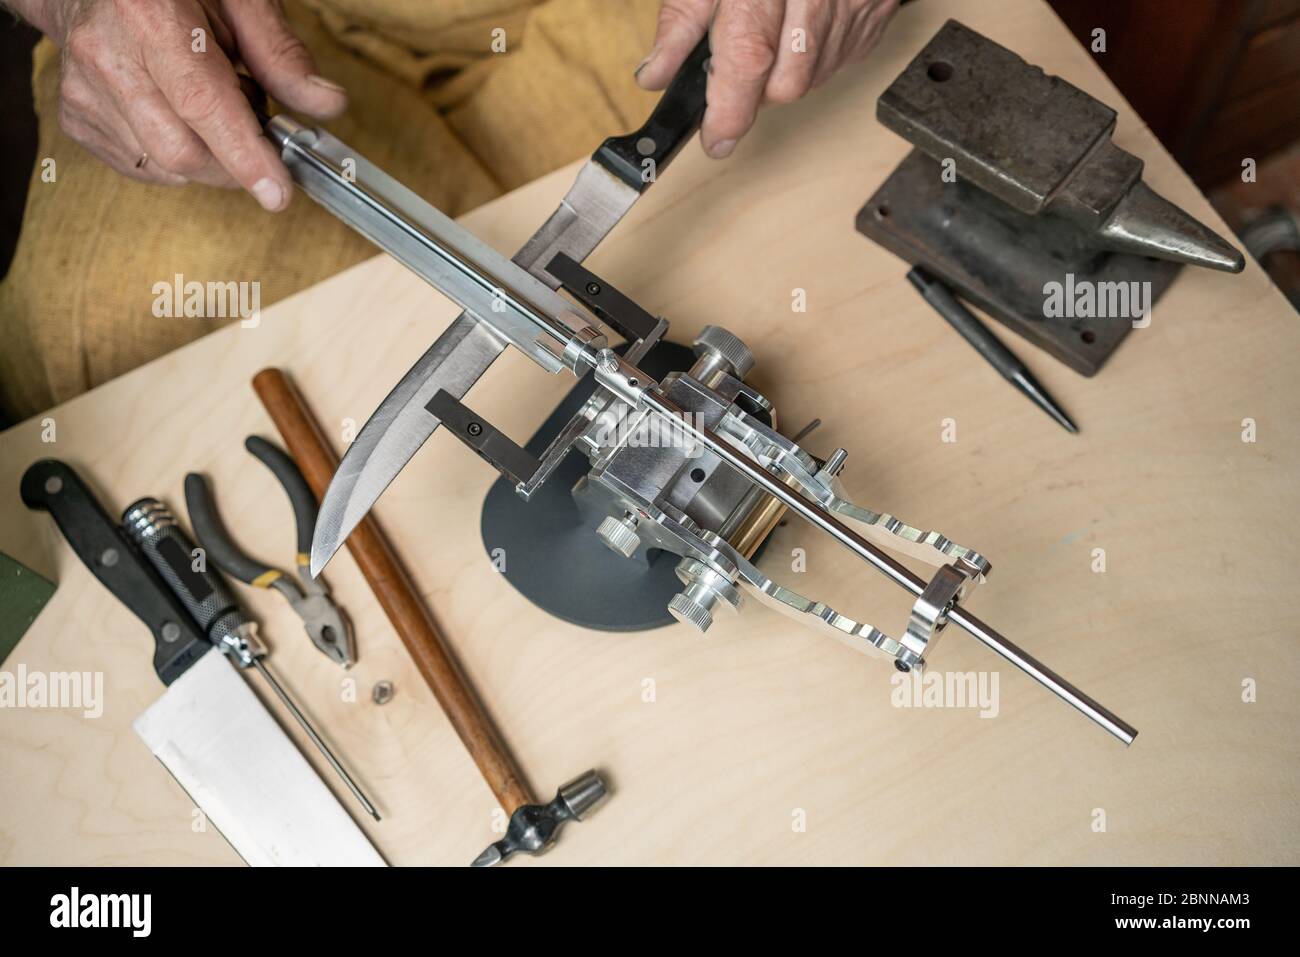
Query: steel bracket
897 559 981 672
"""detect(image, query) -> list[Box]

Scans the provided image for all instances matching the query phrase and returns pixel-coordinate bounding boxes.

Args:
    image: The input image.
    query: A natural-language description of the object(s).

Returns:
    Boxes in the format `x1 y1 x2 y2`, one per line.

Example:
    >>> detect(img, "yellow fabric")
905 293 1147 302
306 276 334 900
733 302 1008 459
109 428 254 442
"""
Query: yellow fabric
0 0 660 421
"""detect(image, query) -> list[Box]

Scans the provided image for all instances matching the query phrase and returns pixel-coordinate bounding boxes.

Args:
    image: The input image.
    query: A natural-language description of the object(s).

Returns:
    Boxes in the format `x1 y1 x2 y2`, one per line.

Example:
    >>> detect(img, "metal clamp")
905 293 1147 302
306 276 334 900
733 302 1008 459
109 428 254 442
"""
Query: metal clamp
897 560 980 672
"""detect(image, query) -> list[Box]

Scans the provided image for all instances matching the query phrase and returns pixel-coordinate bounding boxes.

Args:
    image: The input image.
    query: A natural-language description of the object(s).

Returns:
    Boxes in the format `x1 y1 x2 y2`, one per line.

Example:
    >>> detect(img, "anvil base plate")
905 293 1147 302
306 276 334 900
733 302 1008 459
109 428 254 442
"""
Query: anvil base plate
480 341 695 632
857 150 1183 376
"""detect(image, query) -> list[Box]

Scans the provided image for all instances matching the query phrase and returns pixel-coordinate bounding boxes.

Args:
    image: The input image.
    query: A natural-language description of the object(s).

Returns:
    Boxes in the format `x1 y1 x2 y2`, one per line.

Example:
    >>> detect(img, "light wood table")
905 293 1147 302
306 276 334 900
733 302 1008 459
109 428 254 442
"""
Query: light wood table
2 0 1297 866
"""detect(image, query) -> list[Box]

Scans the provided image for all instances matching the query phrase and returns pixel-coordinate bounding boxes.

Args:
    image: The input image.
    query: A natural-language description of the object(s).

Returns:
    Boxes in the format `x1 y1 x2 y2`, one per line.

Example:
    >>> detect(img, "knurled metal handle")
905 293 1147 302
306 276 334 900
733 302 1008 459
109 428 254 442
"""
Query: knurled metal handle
122 498 246 638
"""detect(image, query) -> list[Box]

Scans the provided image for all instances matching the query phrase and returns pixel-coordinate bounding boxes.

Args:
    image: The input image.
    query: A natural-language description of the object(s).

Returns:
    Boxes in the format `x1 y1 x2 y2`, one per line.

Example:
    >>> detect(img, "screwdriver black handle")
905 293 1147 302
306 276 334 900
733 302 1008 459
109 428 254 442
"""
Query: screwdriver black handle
19 460 210 685
183 472 278 587
121 497 248 641
124 495 377 818
594 35 710 192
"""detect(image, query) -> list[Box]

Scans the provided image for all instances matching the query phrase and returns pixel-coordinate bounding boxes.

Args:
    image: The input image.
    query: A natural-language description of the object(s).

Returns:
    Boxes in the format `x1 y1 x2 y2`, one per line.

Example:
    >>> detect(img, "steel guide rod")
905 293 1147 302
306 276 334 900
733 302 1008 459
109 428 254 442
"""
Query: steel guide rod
277 121 1137 746
270 117 582 359
613 374 1138 746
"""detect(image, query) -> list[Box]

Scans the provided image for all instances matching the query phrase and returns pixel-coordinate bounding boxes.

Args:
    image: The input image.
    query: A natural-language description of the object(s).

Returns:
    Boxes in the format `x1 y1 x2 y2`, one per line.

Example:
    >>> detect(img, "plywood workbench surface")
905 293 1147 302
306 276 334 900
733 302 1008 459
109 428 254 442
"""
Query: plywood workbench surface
2 0 1297 865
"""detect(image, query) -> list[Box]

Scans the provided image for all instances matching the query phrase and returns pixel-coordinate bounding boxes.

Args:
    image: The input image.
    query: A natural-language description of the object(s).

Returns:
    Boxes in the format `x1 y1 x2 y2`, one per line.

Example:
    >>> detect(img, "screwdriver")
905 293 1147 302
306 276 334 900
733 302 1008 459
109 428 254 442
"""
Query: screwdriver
907 267 1078 434
121 497 380 821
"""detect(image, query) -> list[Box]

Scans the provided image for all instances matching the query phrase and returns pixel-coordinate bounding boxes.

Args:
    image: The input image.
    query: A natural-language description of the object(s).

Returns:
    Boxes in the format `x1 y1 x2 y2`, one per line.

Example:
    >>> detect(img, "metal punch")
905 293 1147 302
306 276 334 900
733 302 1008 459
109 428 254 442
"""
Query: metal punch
907 266 1078 433
185 436 355 668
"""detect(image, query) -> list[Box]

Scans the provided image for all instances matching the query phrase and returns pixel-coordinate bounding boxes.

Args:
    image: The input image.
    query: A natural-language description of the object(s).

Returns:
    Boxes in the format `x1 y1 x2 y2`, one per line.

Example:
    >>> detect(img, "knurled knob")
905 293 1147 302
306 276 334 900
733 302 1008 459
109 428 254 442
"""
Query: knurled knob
596 515 641 558
668 592 713 633
692 325 755 379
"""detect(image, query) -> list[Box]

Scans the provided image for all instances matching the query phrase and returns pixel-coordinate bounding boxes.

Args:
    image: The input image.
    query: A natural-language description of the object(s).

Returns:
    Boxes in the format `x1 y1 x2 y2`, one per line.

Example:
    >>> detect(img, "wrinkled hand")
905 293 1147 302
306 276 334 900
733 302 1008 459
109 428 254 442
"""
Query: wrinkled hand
638 0 899 158
18 0 347 210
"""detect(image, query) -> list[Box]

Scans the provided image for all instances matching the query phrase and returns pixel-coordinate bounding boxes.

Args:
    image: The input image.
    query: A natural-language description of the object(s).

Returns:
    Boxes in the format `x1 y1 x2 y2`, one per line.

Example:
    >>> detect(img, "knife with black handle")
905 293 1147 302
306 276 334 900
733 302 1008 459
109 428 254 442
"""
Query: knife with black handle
294 37 714 573
594 36 711 190
121 495 381 820
19 459 210 685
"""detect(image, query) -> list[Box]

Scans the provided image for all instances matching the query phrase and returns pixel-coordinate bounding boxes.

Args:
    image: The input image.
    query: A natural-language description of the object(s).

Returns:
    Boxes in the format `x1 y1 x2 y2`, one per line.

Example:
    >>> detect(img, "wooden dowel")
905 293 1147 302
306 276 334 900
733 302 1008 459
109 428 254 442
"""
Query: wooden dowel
252 368 535 814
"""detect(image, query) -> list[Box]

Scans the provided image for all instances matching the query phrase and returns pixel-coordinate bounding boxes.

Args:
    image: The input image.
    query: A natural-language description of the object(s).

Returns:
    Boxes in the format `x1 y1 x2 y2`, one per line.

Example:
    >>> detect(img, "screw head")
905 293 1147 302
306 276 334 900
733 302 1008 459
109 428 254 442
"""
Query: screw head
692 325 755 379
467 422 483 437
595 515 641 558
668 592 712 633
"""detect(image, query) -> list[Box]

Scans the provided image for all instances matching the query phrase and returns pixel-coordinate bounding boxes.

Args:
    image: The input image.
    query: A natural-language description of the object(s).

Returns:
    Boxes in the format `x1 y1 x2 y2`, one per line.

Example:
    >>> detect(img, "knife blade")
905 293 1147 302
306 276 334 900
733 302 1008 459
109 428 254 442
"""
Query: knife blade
302 37 711 575
20 459 386 866
132 647 384 866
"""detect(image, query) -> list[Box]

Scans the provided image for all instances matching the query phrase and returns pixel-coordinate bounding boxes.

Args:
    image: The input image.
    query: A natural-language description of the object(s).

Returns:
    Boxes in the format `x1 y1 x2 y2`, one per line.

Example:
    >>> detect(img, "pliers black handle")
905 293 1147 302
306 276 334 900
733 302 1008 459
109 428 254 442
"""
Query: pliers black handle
183 437 355 667
246 436 318 572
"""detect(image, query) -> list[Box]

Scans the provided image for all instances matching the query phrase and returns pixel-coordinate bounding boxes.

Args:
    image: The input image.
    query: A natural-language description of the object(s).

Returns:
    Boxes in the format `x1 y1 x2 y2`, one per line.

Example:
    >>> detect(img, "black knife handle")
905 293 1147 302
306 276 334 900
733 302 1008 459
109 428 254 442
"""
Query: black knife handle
121 497 247 641
19 460 209 686
594 35 710 192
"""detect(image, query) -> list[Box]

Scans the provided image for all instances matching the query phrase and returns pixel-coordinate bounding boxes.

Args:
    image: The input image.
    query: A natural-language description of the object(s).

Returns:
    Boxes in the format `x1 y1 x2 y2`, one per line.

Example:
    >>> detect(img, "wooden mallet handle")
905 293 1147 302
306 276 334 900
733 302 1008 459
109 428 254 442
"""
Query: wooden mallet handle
252 368 536 814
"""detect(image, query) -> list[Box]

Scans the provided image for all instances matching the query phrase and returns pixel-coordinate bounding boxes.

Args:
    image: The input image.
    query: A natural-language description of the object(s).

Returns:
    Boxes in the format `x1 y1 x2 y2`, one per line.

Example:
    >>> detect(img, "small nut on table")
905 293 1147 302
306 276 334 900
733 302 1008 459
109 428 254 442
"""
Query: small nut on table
372 680 395 705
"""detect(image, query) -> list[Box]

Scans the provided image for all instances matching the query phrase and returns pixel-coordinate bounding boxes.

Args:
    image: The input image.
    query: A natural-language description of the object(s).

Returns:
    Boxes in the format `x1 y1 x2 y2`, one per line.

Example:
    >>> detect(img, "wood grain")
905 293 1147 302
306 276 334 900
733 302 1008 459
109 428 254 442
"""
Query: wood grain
251 368 535 815
1 0 1297 865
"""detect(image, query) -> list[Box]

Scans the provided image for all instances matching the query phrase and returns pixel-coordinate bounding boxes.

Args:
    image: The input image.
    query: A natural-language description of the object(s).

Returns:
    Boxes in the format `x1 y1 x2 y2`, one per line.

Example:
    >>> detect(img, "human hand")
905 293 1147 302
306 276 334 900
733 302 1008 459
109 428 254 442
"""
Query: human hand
13 0 347 210
637 0 900 159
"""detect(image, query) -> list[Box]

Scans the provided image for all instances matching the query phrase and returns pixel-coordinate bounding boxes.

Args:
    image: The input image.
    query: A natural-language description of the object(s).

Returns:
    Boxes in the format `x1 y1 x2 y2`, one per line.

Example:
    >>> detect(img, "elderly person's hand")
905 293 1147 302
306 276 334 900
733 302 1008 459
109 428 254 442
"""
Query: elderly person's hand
8 0 347 210
638 0 900 158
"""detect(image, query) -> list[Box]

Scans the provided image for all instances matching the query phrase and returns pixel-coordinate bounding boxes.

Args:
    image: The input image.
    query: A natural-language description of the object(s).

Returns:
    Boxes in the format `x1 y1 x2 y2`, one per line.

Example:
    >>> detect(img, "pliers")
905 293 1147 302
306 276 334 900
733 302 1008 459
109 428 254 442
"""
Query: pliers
184 436 356 668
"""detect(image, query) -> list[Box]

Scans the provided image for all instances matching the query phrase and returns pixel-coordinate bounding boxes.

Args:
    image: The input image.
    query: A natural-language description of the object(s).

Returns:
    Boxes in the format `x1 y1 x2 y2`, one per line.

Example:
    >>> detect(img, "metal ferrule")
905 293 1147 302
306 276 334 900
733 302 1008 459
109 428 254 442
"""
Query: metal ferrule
590 348 651 408
557 769 609 820
213 617 266 669
121 498 176 543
